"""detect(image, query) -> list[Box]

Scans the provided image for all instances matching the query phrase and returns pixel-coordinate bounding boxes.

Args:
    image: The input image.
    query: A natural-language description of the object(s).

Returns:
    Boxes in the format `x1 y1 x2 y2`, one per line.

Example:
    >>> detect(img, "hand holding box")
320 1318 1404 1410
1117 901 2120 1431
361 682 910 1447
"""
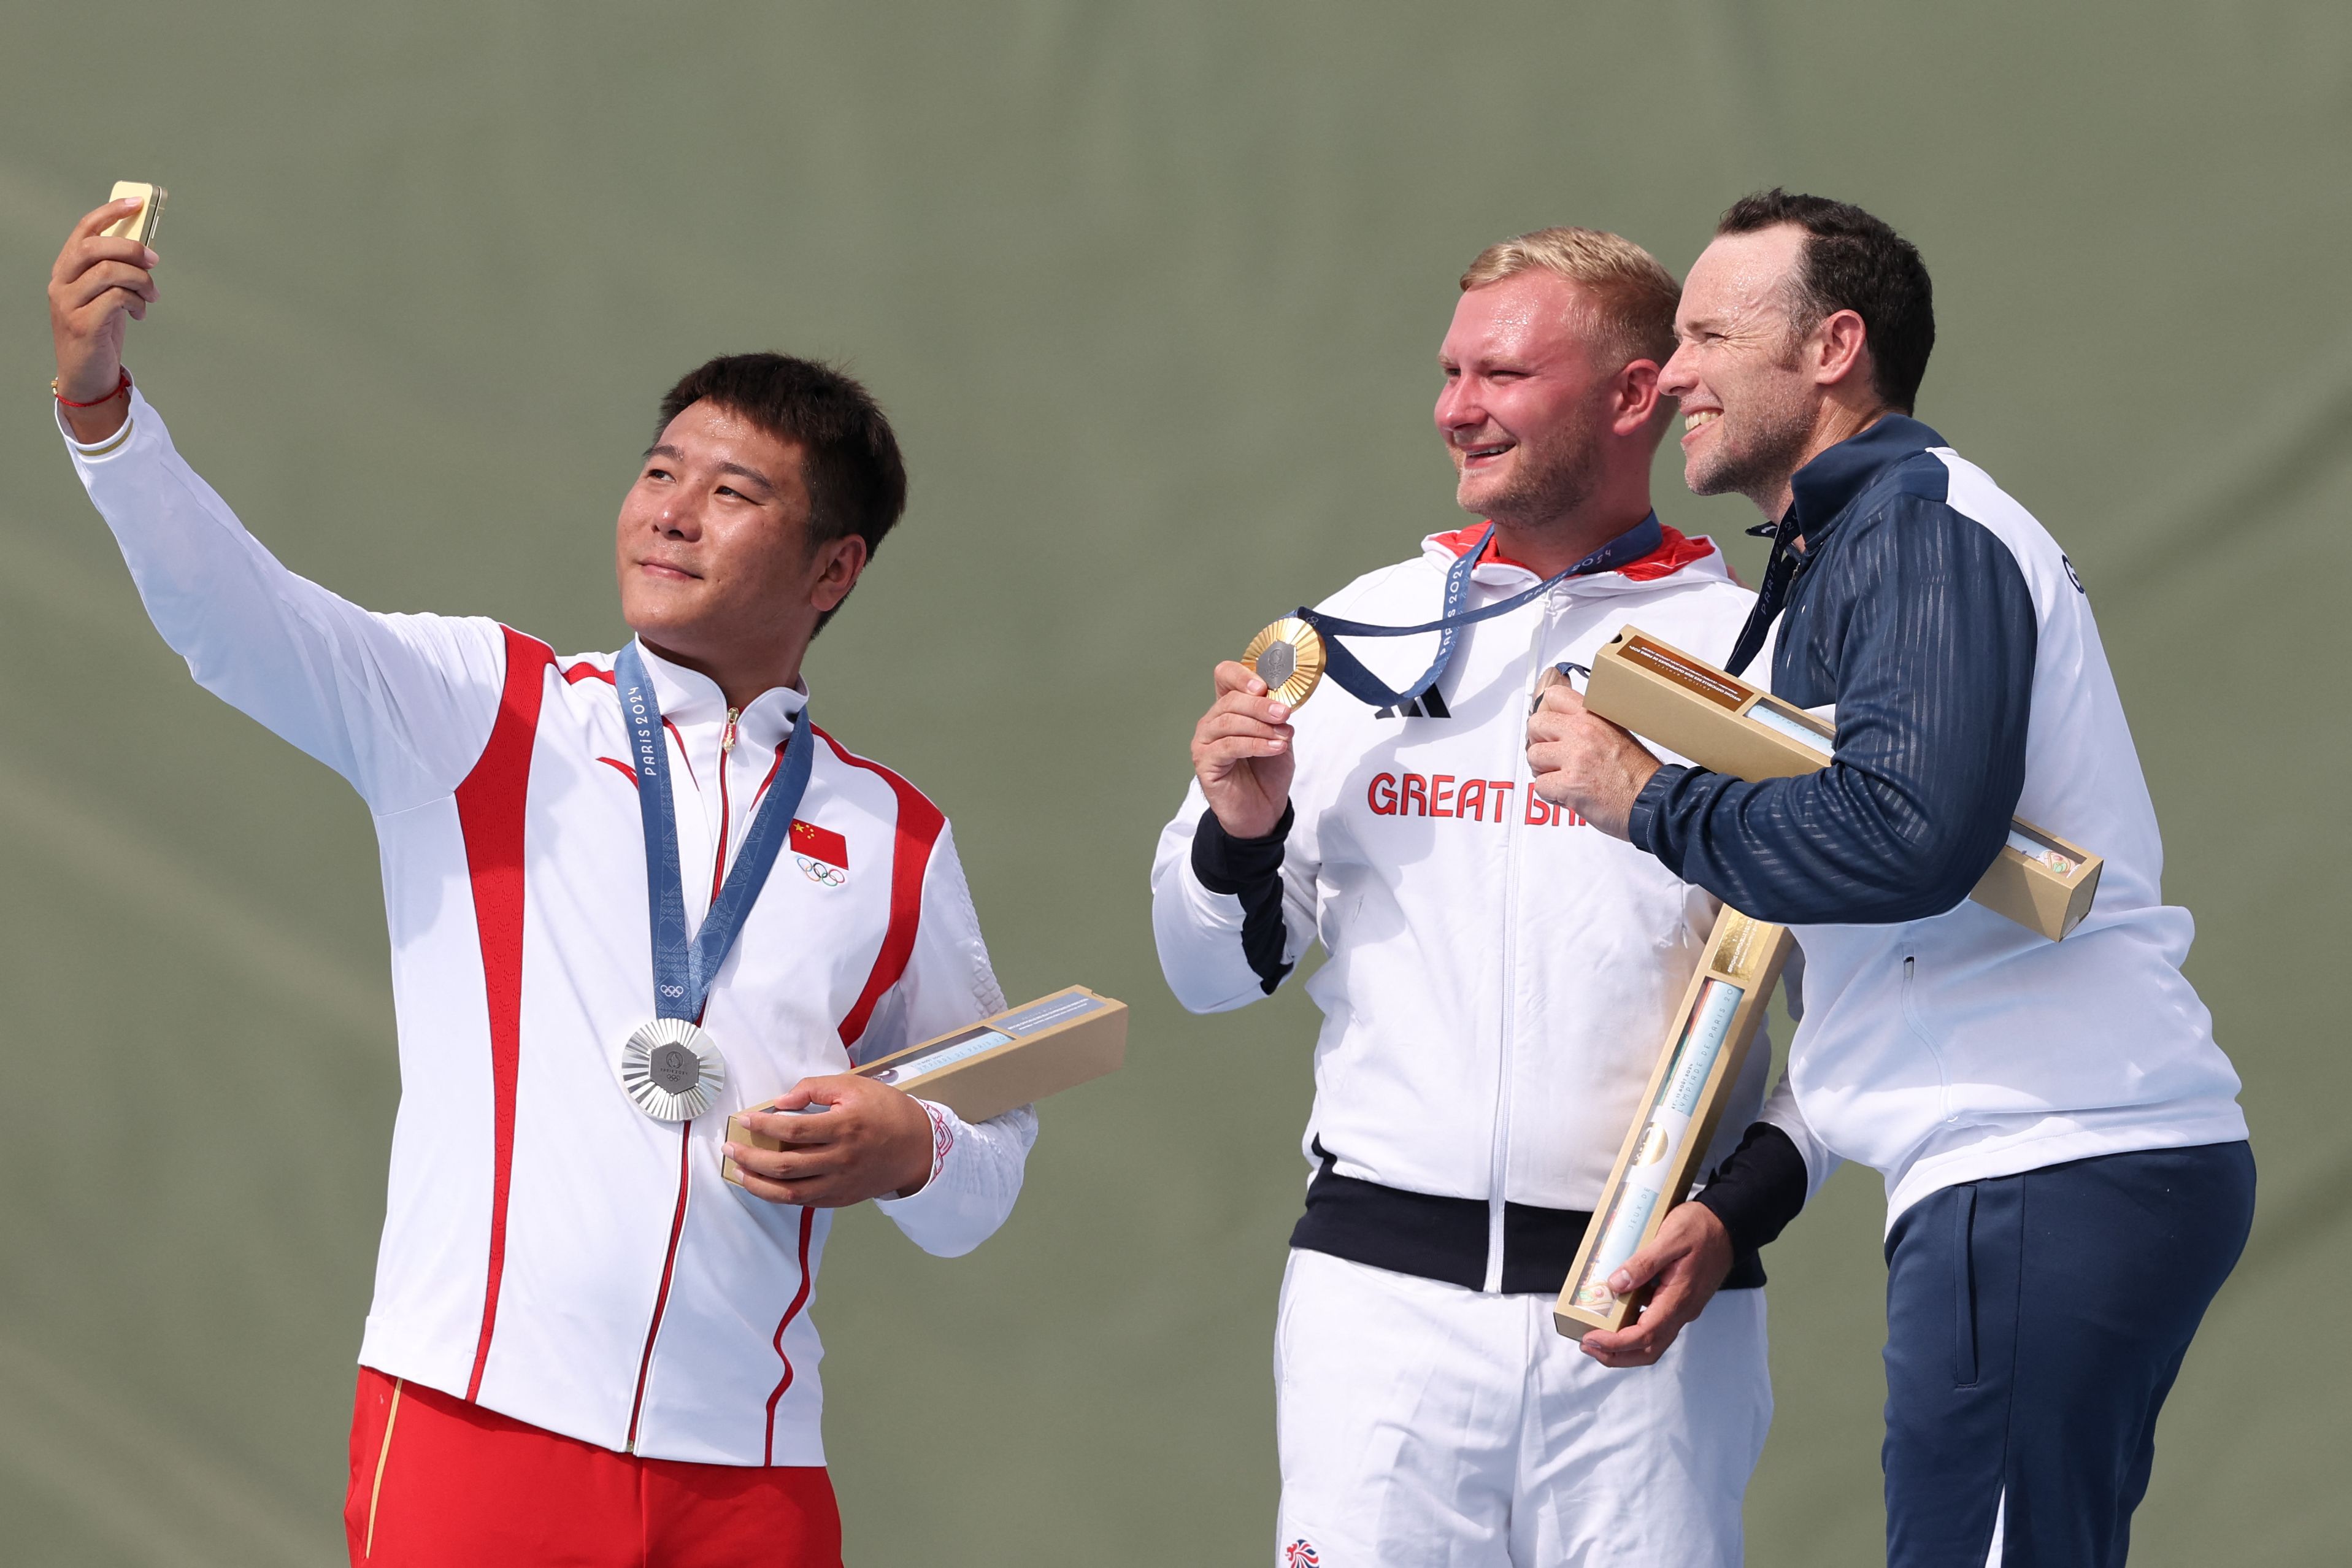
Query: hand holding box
1555 907 1793 1340
723 988 1126 1186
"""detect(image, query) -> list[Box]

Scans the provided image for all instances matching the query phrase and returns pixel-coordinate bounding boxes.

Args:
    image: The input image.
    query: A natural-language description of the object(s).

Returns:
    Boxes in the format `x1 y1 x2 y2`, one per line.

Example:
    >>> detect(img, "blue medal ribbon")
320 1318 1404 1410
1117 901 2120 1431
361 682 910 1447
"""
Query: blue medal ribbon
1296 514 1663 709
615 642 814 1024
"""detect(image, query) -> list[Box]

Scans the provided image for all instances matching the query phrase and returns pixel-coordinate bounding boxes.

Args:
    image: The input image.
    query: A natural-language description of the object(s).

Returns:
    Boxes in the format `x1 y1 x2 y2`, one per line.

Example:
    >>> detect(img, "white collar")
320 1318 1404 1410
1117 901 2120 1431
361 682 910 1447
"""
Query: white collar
630 639 808 752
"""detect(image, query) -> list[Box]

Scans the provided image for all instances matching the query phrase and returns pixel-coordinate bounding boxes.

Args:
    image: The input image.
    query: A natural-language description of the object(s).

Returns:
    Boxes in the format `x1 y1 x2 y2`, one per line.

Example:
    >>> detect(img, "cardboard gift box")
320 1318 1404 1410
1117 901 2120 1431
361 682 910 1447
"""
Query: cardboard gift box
1555 907 1794 1340
1585 627 2101 940
722 986 1127 1186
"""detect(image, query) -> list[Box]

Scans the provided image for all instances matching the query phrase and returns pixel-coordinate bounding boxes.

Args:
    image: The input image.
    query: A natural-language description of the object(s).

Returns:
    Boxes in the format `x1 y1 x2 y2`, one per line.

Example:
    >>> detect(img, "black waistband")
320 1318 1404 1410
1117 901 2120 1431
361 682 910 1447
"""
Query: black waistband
1289 1143 1765 1296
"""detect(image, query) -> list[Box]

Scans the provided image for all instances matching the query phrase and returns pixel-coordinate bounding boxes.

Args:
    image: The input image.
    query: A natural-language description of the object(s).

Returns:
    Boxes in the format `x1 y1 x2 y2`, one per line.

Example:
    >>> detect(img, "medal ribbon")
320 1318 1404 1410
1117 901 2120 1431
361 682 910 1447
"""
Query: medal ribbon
1723 517 1801 678
1296 514 1662 709
615 642 815 1023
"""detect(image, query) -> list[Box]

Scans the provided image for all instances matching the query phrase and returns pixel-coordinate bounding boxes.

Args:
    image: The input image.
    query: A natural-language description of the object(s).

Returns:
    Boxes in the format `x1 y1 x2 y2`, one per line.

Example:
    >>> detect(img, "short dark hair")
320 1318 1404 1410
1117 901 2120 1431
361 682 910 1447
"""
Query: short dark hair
655 353 908 628
1717 190 1935 413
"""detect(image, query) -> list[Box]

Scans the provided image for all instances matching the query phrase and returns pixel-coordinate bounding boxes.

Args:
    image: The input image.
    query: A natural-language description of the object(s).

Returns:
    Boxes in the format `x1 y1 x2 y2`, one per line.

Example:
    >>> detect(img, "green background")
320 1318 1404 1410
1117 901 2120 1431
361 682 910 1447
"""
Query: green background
1 4 2345 1562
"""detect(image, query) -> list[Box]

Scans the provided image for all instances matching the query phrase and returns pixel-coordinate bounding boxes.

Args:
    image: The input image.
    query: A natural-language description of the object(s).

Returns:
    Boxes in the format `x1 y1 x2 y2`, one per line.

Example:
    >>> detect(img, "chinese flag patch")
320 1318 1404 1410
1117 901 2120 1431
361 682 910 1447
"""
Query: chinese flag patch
791 819 849 872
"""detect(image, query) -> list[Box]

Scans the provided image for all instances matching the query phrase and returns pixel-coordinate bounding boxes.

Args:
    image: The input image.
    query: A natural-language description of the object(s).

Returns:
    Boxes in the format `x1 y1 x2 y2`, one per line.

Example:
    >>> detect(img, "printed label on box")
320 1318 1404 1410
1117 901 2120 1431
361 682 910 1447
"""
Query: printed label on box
1623 636 1747 709
1709 912 1774 983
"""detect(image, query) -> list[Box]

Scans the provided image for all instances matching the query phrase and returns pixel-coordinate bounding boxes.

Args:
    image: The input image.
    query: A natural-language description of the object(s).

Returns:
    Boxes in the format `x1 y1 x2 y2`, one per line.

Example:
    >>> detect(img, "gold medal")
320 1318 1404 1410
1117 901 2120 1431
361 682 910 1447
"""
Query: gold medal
1242 617 1326 709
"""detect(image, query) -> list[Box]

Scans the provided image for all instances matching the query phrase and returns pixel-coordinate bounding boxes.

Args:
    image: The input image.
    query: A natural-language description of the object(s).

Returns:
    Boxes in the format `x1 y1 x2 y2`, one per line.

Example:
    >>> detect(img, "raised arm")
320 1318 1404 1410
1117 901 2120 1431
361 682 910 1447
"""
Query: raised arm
49 196 155 447
48 199 507 814
1150 659 1321 1011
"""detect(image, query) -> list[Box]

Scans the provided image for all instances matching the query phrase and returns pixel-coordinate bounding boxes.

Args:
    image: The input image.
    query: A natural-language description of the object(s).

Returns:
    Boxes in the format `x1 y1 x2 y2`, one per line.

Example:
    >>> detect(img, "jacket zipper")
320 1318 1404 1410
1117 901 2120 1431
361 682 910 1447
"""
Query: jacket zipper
1901 953 1954 1123
624 708 738 1452
625 1126 694 1453
710 708 739 902
1483 596 1559 1291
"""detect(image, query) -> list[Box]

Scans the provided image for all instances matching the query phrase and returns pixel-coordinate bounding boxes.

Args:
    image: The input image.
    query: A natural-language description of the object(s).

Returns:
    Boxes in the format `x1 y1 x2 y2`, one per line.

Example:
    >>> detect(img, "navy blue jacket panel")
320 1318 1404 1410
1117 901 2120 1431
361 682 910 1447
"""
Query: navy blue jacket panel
1628 417 2040 926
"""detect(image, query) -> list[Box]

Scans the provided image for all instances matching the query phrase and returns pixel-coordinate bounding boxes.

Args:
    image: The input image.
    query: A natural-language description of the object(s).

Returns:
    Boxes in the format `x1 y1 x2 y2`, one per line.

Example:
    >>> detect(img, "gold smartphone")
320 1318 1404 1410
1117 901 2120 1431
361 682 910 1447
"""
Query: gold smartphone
101 182 167 248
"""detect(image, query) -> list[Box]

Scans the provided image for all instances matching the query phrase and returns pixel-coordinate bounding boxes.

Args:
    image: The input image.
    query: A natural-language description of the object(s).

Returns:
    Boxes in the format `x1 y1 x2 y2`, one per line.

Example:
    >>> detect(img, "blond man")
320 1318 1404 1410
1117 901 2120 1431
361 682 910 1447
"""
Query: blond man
1151 230 1775 1567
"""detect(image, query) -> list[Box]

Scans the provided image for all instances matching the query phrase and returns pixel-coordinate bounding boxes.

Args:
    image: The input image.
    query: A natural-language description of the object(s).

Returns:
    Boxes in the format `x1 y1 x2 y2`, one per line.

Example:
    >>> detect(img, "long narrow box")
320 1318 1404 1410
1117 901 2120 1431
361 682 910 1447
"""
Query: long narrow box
1587 626 2101 940
723 987 1127 1185
1555 907 1794 1340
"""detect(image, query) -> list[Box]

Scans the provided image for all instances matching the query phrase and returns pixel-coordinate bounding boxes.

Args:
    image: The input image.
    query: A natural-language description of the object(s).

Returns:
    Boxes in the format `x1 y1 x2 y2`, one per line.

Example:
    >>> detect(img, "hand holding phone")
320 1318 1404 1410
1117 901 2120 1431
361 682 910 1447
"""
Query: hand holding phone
47 182 167 441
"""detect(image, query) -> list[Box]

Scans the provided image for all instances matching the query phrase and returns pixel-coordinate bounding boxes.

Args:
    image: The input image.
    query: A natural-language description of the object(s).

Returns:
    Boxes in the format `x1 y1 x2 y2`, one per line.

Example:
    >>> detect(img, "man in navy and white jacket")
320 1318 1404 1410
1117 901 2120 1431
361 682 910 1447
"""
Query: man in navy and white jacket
1155 229 1778 1567
1527 190 2252 1568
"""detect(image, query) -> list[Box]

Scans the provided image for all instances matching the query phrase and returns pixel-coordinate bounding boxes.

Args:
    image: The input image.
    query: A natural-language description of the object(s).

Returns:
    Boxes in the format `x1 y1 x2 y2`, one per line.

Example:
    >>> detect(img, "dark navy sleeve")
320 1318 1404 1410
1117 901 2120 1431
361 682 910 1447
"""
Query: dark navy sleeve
1627 497 2037 924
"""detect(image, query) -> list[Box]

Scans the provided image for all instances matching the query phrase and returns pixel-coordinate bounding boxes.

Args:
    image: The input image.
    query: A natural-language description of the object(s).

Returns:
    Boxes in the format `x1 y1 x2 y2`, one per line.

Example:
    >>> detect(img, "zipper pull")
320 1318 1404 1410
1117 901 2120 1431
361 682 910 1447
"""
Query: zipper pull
721 708 740 753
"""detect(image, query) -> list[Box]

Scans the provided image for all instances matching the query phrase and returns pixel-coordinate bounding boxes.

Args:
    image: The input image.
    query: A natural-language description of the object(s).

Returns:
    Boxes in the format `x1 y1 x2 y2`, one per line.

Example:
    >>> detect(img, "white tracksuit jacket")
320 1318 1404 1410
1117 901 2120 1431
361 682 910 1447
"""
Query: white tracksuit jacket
1152 524 1771 1264
63 390 1035 1466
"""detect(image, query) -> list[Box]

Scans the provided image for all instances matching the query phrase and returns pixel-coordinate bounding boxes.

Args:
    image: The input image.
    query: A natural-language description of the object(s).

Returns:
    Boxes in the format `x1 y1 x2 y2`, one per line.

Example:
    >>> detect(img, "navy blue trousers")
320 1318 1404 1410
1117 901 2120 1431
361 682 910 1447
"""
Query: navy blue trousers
1881 1141 2254 1567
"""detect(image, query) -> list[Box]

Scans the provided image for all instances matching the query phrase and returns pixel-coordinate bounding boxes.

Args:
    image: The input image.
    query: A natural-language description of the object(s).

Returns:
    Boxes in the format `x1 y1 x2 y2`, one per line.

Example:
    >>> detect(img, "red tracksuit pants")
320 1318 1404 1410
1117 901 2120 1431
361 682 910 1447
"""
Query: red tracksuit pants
344 1367 844 1566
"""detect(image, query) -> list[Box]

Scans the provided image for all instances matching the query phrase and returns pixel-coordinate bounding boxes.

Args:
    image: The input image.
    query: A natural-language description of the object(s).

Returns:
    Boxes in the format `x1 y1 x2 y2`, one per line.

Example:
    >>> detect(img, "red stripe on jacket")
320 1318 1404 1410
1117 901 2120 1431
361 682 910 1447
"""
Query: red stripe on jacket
453 627 555 1401
625 1126 696 1450
816 726 944 1053
1426 520 1717 581
761 1205 821 1465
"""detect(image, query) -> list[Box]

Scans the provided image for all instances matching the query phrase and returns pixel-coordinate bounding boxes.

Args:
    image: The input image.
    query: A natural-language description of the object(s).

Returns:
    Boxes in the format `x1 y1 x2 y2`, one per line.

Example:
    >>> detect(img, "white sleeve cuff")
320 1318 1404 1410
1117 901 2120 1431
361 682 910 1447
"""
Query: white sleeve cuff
55 386 140 460
872 1099 974 1216
871 1100 1037 1258
916 1100 956 1192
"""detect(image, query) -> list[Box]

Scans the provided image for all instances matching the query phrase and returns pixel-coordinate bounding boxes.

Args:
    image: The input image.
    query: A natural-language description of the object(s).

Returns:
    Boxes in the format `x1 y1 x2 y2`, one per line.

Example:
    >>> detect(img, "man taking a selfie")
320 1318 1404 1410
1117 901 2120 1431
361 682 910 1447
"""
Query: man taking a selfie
48 193 1036 1567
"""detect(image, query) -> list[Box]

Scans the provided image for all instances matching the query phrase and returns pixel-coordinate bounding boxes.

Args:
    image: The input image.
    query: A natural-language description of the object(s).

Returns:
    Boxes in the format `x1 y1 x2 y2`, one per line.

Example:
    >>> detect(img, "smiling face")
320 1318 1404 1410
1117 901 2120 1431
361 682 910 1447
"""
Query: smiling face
1434 271 1619 526
613 399 867 691
1658 225 1826 510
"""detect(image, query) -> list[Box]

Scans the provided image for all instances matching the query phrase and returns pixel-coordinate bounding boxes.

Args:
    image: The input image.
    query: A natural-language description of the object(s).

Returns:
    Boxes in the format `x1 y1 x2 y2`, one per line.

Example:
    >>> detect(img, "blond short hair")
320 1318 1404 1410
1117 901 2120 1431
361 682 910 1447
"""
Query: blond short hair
1459 227 1680 371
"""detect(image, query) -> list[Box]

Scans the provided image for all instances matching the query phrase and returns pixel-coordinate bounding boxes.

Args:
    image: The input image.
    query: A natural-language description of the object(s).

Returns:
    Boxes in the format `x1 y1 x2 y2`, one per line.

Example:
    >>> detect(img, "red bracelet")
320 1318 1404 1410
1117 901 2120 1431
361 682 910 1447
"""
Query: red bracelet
52 367 131 408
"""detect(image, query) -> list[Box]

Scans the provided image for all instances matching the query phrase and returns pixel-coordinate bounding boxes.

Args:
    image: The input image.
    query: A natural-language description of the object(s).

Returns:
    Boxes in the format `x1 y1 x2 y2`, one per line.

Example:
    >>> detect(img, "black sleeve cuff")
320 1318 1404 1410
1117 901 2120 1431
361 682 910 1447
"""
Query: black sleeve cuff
1190 802 1294 894
1695 1122 1809 1257
1190 803 1297 995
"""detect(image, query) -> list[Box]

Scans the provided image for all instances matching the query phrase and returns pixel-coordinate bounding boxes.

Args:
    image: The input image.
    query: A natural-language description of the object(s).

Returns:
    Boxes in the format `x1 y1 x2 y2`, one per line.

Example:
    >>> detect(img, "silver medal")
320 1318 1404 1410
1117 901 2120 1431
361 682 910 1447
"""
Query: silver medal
618 1018 728 1121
